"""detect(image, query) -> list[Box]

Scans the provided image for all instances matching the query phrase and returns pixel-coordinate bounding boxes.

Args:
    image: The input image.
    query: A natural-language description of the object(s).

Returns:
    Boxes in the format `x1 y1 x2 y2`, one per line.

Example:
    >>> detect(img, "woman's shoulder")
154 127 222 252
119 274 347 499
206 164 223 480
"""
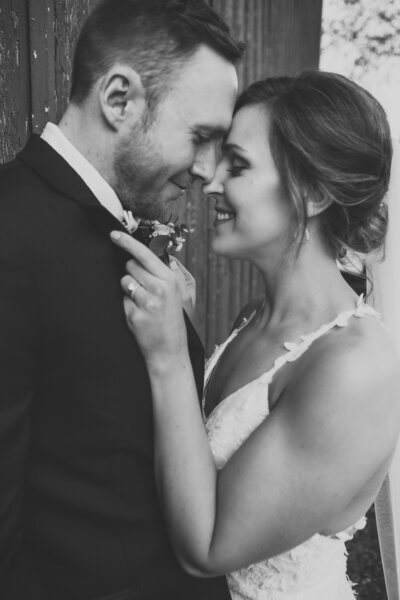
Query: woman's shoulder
286 310 400 439
312 308 399 384
270 310 400 495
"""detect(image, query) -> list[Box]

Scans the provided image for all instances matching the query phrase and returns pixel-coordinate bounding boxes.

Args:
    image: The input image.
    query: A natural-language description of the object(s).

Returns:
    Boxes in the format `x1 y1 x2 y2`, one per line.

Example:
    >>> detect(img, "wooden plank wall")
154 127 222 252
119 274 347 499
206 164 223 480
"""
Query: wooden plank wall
0 0 322 354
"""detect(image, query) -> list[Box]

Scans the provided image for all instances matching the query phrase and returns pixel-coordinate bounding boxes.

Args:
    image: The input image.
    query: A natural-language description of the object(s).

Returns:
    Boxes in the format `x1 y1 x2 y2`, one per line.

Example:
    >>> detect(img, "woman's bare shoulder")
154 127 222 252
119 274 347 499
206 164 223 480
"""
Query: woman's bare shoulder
285 313 400 447
318 313 398 386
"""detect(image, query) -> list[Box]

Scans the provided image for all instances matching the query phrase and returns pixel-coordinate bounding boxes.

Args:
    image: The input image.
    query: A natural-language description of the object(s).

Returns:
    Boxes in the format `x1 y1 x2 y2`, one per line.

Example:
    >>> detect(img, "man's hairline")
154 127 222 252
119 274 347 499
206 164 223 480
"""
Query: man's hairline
71 40 239 110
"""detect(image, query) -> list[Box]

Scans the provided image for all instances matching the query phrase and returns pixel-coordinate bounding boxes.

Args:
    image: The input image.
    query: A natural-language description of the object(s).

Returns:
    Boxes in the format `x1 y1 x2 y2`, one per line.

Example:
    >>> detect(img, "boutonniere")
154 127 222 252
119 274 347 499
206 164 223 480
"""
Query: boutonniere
122 211 189 263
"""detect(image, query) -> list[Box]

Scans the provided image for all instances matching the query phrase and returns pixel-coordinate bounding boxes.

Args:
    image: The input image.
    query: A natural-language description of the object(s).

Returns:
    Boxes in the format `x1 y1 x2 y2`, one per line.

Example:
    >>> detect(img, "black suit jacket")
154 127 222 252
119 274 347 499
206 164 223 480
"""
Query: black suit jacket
0 135 230 600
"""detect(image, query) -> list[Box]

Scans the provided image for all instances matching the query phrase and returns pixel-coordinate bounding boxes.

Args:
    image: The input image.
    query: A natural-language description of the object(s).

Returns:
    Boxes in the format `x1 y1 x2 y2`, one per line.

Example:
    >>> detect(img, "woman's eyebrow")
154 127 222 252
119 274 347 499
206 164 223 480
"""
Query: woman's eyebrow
222 142 247 154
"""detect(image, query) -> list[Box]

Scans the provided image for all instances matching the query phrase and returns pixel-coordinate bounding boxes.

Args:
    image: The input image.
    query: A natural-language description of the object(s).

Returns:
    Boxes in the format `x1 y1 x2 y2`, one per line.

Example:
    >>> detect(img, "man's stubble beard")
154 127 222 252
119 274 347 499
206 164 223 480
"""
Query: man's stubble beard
113 115 170 221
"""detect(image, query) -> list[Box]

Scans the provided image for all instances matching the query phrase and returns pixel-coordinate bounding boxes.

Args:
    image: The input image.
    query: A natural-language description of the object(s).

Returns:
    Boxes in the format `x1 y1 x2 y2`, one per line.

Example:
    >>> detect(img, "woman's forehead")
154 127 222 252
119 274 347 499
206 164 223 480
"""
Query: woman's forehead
227 105 271 152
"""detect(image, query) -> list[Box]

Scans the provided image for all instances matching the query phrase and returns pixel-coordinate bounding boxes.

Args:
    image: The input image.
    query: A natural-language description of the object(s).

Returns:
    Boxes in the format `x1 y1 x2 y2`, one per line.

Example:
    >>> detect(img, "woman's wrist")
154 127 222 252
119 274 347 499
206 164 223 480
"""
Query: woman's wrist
145 348 191 378
147 349 197 413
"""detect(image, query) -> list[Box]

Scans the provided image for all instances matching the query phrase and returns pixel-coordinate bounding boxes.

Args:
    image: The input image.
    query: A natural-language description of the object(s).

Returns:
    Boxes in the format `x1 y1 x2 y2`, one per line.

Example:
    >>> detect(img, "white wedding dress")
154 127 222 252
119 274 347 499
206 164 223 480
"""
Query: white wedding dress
203 296 379 600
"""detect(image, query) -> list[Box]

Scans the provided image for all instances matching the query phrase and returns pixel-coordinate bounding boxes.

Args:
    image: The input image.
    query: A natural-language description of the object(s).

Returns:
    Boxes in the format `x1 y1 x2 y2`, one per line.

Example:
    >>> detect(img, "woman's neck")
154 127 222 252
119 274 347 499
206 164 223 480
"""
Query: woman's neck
254 238 359 329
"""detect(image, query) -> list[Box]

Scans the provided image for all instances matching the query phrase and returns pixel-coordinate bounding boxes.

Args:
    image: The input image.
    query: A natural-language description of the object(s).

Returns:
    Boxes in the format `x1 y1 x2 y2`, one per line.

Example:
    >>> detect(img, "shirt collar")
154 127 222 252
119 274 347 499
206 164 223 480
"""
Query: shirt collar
41 122 124 222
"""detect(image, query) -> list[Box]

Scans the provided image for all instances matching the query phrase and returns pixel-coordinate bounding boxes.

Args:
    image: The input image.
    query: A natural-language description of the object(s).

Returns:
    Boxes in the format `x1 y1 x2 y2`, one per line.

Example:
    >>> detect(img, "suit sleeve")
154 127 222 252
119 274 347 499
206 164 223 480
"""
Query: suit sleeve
0 216 45 598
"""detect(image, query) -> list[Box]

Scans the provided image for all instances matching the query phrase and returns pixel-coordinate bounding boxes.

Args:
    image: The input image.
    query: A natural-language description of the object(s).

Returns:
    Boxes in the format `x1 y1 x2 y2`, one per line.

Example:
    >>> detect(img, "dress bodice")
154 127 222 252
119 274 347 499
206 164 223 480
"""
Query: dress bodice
203 296 379 599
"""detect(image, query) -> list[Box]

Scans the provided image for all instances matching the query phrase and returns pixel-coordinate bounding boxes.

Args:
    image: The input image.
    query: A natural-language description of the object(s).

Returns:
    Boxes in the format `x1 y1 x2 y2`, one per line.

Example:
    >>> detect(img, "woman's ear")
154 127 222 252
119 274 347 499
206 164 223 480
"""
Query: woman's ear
306 193 332 218
98 65 146 130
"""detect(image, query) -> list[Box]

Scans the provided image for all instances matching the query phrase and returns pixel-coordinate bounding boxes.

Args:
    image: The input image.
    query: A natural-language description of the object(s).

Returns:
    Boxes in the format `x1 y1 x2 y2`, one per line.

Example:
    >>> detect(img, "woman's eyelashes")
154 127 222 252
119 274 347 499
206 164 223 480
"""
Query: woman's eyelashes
224 150 249 177
227 166 244 176
226 160 248 177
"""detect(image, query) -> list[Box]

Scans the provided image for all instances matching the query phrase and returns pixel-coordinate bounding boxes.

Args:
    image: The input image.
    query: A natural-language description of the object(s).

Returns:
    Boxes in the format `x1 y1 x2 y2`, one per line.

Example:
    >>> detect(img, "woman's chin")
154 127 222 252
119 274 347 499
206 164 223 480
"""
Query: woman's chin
211 237 241 260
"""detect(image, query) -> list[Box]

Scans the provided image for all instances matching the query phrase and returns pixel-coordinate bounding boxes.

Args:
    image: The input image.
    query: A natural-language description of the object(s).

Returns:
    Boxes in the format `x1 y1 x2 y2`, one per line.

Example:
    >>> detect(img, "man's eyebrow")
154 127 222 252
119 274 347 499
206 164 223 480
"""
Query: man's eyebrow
195 125 230 139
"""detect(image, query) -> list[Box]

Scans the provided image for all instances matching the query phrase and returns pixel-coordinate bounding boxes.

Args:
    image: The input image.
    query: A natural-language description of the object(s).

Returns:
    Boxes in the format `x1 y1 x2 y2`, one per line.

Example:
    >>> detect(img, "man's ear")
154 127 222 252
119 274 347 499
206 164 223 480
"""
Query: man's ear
99 65 146 130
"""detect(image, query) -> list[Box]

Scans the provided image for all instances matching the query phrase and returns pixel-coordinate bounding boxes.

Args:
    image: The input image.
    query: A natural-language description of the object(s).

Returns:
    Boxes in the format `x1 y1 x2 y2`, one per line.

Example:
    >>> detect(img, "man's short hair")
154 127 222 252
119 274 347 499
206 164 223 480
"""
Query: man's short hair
70 0 244 108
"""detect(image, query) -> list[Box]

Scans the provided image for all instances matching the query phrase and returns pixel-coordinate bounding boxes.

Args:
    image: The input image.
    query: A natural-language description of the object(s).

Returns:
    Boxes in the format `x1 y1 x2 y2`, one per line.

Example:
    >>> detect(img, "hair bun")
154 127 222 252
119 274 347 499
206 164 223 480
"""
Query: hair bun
341 200 388 255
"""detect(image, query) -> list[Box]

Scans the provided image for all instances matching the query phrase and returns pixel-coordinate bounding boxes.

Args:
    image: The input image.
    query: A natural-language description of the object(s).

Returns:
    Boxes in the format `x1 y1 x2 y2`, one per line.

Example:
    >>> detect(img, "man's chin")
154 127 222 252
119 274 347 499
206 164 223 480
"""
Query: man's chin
150 194 180 222
120 186 179 222
121 197 164 222
133 206 172 224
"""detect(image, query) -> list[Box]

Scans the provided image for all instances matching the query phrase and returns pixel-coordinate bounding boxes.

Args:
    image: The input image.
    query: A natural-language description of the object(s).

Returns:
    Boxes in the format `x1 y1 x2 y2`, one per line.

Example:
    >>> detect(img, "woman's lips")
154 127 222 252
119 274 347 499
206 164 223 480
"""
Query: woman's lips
214 206 235 224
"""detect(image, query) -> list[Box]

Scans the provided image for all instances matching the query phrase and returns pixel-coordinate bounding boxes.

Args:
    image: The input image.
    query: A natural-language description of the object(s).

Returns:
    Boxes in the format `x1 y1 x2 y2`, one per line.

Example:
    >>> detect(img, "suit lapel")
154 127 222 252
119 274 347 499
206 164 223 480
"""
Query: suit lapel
183 311 205 397
17 134 127 239
17 135 157 248
18 135 205 394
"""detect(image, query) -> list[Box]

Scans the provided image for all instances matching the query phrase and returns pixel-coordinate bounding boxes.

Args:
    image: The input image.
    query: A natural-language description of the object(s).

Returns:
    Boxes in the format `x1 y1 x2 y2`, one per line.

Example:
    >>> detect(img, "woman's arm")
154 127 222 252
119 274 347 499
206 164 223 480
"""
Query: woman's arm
111 231 400 576
149 350 219 575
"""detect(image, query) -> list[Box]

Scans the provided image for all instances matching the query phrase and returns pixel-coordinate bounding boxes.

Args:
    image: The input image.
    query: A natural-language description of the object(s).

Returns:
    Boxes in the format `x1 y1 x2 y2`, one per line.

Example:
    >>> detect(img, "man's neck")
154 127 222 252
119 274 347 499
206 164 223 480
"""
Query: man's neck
58 103 115 185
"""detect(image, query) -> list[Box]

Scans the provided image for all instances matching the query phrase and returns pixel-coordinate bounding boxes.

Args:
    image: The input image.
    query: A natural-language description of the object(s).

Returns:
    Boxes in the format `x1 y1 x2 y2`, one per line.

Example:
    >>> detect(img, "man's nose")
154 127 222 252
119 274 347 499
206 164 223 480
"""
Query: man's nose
190 144 217 185
202 158 226 196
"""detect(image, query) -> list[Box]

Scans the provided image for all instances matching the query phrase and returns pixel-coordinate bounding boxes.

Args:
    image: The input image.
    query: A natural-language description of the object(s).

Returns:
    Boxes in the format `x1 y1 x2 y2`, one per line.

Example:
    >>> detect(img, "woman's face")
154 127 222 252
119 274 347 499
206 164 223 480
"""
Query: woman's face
204 104 293 262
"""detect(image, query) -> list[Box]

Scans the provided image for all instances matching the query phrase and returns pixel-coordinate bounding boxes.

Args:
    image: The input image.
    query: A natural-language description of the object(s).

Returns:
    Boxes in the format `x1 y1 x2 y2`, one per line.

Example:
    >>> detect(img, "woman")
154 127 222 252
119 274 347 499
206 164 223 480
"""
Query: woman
111 72 400 599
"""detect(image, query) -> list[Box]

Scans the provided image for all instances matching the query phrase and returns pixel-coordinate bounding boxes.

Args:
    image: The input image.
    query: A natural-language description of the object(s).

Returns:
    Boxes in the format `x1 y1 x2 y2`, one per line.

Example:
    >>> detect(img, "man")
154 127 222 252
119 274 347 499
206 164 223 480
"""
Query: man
0 1 242 598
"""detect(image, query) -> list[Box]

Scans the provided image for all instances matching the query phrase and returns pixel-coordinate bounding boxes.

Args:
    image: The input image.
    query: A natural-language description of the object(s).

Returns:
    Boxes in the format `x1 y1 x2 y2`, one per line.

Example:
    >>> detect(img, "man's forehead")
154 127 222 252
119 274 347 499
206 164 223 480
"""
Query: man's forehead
188 84 237 135
162 46 238 133
171 45 238 103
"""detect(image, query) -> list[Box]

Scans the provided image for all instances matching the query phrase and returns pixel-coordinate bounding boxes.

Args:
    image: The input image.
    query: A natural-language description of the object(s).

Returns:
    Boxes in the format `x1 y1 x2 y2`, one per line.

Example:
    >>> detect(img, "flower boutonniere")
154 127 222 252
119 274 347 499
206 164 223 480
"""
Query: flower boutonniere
122 211 189 264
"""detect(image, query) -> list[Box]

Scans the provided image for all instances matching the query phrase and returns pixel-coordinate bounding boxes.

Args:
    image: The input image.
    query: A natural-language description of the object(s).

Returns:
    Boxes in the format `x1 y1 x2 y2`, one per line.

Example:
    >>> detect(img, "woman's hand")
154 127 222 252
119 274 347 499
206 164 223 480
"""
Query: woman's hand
110 231 188 368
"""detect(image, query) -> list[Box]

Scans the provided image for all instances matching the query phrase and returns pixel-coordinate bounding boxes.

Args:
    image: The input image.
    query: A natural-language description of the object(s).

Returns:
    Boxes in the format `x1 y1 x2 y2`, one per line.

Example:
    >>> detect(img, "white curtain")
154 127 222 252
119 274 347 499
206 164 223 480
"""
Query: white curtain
370 136 400 600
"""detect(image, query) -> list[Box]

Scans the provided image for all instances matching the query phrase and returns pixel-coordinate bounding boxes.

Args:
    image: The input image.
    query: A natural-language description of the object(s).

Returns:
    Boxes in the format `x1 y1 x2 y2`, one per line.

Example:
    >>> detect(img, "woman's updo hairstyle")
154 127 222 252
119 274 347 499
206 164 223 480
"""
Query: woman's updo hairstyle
234 71 392 258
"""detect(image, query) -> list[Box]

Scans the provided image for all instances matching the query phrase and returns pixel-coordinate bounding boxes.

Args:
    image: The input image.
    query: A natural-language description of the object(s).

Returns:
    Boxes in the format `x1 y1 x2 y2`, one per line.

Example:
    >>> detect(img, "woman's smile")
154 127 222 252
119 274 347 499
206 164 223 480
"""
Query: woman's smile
214 206 236 225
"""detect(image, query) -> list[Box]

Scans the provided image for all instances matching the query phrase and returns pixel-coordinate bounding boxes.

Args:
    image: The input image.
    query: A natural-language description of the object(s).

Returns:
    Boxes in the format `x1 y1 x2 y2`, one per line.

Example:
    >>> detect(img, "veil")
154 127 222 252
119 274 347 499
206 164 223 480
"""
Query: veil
369 136 400 600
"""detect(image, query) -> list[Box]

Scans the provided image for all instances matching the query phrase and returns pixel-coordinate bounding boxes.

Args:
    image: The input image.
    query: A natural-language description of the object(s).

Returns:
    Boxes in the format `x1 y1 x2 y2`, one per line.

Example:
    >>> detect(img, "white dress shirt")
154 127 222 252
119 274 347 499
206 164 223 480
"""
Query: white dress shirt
41 122 124 222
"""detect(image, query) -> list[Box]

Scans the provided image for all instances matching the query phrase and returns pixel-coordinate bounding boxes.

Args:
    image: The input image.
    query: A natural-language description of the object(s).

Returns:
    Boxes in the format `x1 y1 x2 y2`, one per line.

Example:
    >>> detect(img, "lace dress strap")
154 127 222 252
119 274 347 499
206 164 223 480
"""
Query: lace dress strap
204 311 257 384
203 311 257 417
259 294 380 384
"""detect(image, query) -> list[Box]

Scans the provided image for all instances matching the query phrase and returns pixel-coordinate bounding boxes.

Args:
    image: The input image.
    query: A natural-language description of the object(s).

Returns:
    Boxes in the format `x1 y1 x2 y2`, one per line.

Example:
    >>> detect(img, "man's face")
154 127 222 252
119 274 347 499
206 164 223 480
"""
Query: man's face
113 45 238 219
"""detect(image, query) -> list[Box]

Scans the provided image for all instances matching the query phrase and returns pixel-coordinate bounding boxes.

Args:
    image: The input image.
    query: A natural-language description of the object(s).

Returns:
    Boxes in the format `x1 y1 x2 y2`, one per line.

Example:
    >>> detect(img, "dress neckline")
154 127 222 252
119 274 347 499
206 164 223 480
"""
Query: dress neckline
203 295 380 421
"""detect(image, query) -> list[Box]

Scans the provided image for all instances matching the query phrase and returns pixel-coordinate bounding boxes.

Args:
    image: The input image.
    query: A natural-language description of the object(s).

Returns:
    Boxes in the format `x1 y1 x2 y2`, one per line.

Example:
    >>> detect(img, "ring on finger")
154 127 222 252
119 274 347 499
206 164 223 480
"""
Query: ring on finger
128 281 141 300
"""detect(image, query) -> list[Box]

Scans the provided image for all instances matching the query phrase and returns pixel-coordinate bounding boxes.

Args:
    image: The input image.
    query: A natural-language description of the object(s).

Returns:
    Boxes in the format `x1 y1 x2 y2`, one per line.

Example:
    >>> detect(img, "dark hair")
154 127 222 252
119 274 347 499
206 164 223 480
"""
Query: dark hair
70 0 244 108
235 71 392 258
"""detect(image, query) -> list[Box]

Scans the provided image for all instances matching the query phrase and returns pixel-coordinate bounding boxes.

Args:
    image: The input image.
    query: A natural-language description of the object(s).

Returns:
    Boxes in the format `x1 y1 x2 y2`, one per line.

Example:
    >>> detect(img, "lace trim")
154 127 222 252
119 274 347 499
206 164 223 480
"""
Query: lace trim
204 295 380 418
227 534 353 598
332 515 367 541
261 294 380 382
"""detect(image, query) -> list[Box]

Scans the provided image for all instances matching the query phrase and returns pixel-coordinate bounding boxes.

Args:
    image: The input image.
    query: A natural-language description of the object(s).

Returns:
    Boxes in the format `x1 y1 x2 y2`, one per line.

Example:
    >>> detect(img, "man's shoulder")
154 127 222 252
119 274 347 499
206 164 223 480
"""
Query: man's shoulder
0 155 25 177
0 149 61 248
1 152 41 190
0 149 57 215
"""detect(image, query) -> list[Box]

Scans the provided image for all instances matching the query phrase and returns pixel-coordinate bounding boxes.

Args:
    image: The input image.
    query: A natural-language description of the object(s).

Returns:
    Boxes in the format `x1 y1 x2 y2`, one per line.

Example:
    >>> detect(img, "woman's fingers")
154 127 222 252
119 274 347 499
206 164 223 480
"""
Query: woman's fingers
113 232 186 356
122 275 145 303
110 230 168 278
124 258 169 293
